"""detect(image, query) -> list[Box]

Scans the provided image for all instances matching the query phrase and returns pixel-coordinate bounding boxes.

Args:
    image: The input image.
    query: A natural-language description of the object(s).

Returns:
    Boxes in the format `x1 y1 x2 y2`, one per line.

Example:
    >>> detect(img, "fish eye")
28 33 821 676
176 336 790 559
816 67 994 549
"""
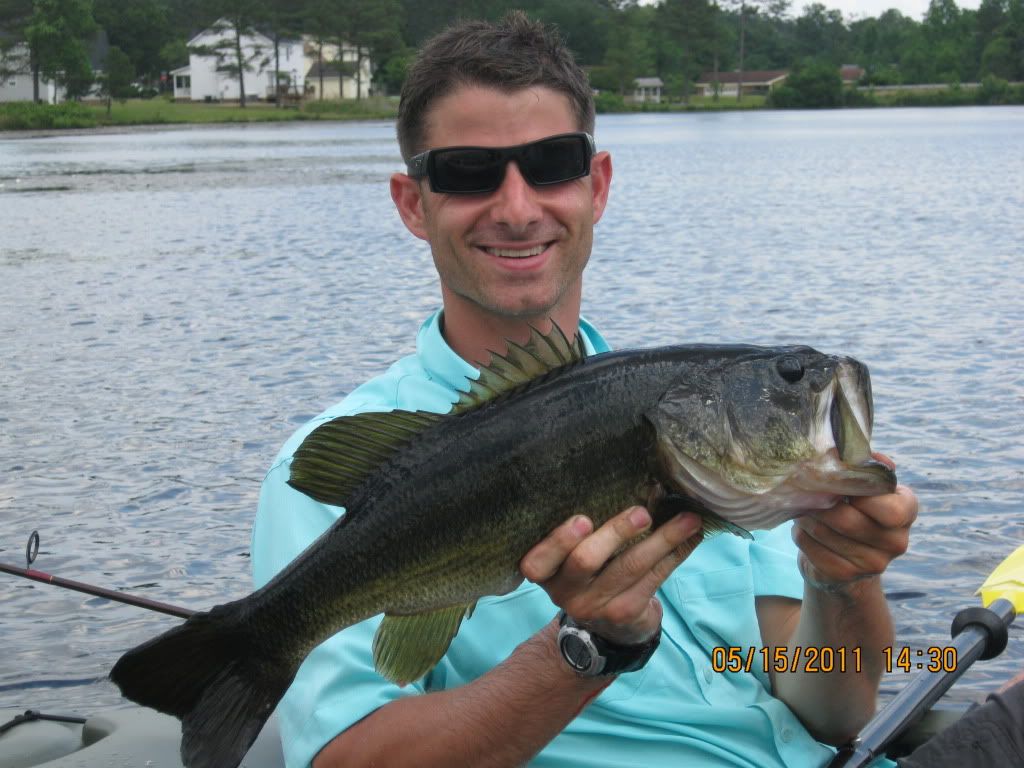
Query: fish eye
776 356 804 383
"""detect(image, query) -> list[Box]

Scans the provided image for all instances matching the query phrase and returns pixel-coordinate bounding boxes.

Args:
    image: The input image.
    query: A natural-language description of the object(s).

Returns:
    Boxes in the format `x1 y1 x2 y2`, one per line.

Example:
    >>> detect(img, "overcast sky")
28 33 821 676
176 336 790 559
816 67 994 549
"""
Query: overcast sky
793 0 978 22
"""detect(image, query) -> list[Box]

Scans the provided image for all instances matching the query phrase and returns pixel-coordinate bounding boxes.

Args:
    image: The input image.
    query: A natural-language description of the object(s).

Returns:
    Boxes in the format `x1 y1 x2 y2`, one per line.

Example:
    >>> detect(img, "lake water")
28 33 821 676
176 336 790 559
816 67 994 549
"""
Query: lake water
1 107 1023 717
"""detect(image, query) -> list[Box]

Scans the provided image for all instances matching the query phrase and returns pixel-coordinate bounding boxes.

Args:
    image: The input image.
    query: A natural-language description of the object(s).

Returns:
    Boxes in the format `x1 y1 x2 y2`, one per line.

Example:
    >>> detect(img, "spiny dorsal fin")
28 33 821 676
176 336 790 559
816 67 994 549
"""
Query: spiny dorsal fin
287 410 442 507
452 322 586 415
373 603 476 685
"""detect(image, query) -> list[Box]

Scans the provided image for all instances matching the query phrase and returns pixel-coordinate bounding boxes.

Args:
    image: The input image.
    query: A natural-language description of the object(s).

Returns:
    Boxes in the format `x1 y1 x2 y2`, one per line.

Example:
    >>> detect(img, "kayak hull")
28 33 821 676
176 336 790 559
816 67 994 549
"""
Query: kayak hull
0 707 283 768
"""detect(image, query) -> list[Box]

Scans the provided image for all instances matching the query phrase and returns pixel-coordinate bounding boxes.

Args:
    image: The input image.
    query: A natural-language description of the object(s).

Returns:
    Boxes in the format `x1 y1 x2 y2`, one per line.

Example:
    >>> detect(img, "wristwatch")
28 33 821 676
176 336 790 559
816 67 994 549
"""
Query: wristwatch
556 612 661 677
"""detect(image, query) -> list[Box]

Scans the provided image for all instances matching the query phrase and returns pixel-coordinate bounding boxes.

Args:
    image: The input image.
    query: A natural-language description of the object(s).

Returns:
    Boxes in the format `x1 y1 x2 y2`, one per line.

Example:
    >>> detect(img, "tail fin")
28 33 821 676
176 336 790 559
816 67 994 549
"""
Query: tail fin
110 603 294 768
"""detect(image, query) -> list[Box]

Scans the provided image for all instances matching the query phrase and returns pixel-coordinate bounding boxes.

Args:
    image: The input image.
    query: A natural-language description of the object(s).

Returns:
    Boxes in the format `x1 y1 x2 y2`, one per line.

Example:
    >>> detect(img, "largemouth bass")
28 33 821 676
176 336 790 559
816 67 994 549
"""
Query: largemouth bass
110 326 896 768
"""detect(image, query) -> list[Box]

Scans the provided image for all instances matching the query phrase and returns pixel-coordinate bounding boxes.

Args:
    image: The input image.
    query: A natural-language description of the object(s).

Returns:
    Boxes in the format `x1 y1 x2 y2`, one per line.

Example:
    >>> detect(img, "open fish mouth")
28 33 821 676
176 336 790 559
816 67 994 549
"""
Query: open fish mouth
825 358 897 494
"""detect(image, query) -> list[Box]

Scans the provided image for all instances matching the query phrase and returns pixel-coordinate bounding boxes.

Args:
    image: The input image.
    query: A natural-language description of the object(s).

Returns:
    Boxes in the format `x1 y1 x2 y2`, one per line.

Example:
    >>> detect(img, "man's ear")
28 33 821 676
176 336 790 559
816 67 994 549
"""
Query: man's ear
391 173 429 241
589 151 613 225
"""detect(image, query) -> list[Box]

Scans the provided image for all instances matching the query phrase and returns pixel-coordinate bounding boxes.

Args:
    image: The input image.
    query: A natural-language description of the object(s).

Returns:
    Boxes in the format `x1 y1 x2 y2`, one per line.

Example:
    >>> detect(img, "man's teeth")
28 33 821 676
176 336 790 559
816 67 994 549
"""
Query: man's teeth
484 245 546 258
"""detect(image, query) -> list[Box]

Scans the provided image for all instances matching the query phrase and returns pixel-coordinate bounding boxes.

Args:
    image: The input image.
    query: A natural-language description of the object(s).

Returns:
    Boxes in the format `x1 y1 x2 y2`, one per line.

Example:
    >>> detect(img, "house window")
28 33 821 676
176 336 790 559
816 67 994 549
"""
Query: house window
176 75 191 89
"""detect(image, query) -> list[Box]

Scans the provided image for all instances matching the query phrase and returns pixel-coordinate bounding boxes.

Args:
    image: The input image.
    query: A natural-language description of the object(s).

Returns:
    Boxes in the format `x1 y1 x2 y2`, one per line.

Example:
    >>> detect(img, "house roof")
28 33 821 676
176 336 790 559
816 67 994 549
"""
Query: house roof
840 65 865 81
170 65 191 75
695 70 789 85
187 19 273 48
634 77 664 87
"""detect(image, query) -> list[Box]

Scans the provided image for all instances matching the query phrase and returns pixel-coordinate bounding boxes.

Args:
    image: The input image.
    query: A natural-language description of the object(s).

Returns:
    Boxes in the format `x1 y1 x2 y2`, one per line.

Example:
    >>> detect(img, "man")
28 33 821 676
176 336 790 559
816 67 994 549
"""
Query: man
252 13 920 768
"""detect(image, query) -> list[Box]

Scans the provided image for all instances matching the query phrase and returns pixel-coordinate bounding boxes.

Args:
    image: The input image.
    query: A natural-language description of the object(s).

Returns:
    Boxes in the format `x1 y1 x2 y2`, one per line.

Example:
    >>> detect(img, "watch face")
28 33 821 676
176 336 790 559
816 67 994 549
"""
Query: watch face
561 633 593 672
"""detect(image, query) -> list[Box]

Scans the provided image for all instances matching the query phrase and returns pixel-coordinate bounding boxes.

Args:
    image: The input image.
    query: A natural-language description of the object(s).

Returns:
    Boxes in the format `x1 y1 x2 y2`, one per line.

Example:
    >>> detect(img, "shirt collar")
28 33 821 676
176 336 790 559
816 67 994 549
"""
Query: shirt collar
416 309 610 394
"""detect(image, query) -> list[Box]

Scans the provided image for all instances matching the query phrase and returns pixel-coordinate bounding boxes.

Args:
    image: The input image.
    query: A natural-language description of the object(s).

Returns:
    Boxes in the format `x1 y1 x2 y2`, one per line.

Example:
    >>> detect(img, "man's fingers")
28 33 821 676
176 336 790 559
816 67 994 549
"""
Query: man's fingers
792 523 871 584
793 515 889 579
847 485 918 529
555 506 655 586
598 531 702 626
520 515 593 583
593 514 701 588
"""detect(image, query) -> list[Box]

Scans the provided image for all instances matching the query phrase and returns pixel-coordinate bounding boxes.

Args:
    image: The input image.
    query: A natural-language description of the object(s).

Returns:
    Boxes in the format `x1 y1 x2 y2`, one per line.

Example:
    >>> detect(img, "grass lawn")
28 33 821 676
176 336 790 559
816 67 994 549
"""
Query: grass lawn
677 93 768 109
94 97 400 125
0 97 399 131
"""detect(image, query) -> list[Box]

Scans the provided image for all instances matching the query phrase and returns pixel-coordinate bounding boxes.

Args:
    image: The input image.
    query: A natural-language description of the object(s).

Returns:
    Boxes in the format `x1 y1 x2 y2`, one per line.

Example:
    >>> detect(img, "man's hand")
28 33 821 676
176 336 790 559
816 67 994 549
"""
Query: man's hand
520 507 702 645
792 454 917 593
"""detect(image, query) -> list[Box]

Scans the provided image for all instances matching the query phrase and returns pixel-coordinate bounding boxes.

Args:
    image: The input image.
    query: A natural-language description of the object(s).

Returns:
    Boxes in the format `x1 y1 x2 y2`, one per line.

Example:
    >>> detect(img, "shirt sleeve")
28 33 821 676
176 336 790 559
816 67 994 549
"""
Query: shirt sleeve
252 459 425 768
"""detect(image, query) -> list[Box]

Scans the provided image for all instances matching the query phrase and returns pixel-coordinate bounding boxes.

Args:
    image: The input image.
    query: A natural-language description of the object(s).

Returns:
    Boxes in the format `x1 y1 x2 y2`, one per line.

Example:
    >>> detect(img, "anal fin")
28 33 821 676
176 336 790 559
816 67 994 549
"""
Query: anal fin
372 603 475 686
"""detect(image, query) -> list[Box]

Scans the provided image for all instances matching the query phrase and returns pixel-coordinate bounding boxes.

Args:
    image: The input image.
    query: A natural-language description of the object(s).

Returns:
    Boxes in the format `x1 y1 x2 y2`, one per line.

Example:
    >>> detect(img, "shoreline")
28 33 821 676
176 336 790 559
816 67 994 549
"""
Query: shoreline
0 115 393 140
2 91 1022 134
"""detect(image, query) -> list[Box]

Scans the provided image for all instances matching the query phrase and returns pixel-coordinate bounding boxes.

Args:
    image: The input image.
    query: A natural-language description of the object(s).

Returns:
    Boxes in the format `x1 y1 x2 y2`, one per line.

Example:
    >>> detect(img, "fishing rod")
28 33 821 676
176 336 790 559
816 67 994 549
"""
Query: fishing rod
827 543 1024 768
0 530 194 620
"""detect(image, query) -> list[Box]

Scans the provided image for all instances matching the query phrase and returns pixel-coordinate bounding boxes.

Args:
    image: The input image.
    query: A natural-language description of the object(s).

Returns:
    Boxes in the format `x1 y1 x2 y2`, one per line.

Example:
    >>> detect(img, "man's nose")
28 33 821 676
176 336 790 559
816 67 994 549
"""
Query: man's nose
488 161 542 227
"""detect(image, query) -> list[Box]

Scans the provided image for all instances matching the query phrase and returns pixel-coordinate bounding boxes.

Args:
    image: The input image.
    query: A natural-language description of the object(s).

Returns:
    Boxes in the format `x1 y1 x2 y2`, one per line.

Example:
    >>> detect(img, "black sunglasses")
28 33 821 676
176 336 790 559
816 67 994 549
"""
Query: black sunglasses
406 132 596 195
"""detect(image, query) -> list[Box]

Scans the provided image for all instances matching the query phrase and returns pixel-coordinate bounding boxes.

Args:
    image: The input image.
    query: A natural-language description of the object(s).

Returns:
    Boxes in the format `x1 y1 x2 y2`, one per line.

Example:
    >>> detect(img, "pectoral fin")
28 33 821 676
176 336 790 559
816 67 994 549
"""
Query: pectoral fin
652 489 753 540
372 603 476 685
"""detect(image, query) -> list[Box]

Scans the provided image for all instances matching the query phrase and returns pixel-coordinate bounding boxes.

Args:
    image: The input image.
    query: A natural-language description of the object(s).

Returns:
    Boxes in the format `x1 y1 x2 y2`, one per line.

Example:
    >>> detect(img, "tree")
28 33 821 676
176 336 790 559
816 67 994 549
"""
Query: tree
975 0 1008 65
304 0 334 100
262 0 306 106
98 44 133 114
26 0 97 101
722 0 783 100
655 0 717 103
850 9 918 82
769 59 842 107
794 3 849 65
333 0 404 98
981 34 1016 76
0 0 36 96
601 4 654 96
197 2 269 106
976 0 1024 80
92 0 169 85
533 0 614 66
923 0 973 80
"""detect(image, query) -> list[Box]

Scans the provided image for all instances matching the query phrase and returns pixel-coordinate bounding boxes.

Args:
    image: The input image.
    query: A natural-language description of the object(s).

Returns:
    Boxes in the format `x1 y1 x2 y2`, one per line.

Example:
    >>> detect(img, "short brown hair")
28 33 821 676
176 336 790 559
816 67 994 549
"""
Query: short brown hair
396 11 595 163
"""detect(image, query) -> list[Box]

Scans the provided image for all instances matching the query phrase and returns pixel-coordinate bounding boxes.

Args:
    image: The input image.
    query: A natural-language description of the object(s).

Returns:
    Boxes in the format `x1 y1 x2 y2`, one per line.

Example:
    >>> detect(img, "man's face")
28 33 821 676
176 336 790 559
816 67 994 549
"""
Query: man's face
392 85 611 323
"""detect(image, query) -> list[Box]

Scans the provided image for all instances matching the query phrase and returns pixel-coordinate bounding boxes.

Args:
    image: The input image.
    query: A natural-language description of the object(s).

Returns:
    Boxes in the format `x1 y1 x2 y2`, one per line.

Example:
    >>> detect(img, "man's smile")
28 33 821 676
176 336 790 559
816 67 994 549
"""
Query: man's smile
481 243 550 259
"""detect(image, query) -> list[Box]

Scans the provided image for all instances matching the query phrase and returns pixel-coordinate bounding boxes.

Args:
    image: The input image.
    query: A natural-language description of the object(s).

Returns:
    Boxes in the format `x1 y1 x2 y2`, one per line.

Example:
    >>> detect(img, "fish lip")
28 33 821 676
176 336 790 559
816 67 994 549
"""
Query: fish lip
803 451 898 496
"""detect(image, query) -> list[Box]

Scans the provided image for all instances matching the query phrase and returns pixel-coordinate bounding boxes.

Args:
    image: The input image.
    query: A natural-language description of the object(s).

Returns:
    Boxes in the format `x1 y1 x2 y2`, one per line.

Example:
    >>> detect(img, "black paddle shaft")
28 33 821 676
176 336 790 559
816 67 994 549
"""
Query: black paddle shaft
827 598 1016 768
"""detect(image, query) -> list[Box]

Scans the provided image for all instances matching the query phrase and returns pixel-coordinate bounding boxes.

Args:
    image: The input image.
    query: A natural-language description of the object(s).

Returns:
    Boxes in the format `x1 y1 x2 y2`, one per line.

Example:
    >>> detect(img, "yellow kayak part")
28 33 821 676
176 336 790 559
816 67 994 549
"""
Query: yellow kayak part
977 544 1024 615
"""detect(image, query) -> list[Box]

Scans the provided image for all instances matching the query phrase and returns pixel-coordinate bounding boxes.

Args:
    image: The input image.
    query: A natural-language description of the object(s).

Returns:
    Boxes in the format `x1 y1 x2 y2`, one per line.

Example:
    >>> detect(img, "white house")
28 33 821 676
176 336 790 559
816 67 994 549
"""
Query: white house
694 70 789 97
0 33 108 103
303 40 371 100
171 21 371 102
0 43 59 103
172 22 299 102
631 77 663 104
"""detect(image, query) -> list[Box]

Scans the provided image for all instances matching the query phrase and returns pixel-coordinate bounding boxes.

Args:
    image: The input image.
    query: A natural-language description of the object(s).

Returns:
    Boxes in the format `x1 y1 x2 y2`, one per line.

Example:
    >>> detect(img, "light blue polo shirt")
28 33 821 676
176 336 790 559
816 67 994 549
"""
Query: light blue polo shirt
252 310 893 768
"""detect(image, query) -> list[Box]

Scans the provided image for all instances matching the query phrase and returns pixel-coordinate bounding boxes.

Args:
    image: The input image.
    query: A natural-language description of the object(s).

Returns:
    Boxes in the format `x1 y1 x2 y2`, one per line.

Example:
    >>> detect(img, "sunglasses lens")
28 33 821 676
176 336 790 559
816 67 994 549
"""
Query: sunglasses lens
423 134 592 194
431 148 503 193
522 135 590 185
